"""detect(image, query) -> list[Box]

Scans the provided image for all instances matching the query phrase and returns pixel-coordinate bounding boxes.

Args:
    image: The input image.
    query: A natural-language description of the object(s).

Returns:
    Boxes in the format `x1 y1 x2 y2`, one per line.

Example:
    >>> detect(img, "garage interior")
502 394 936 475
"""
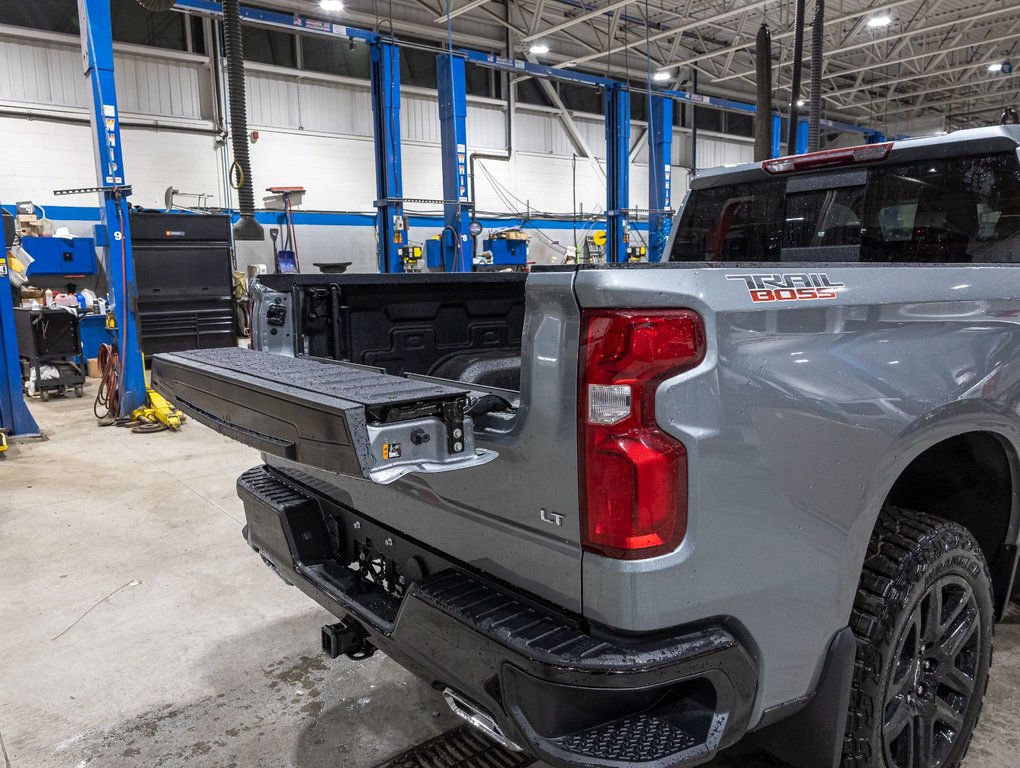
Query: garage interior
2 1 1020 768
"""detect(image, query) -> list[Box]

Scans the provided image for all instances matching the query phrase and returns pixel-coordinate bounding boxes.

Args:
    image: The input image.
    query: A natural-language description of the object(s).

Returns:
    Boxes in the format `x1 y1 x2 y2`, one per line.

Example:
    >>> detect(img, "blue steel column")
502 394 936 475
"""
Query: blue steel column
771 114 783 158
79 0 146 415
605 84 630 263
0 215 40 436
437 54 472 272
647 95 673 263
371 42 405 273
796 120 810 154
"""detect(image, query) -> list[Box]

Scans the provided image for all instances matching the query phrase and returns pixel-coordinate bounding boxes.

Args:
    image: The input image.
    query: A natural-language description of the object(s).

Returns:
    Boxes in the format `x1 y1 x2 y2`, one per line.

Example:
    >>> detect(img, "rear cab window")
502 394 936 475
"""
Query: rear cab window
670 149 1020 264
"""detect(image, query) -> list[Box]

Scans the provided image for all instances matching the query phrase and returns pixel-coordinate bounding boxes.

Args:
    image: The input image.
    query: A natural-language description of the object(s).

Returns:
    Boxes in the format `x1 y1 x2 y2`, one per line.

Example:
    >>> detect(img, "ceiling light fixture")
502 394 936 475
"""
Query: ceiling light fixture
989 62 1004 73
320 0 344 10
867 14 892 28
797 99 805 107
529 43 550 55
653 70 672 82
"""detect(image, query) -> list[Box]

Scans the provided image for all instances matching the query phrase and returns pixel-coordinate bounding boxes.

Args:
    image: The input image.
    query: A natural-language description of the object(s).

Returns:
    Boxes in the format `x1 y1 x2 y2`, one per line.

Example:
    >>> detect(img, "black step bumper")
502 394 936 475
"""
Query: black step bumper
237 465 758 768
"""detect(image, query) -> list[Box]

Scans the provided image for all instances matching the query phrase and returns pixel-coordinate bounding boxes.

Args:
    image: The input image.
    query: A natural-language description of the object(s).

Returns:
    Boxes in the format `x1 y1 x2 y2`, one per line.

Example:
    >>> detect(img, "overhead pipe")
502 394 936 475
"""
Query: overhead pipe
808 0 824 152
690 70 698 175
754 23 773 161
786 0 807 155
223 0 264 240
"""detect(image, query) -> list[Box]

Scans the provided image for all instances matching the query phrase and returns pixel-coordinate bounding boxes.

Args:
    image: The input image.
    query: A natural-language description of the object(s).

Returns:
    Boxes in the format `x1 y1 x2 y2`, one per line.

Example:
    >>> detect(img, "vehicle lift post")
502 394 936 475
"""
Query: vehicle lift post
0 209 41 446
371 41 407 274
605 84 631 263
648 95 673 263
437 53 473 273
78 0 146 416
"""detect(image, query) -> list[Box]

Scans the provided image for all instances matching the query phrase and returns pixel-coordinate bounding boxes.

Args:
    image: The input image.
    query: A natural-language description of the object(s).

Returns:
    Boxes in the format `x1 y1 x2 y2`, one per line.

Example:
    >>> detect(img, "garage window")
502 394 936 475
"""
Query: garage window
243 25 297 68
0 0 79 34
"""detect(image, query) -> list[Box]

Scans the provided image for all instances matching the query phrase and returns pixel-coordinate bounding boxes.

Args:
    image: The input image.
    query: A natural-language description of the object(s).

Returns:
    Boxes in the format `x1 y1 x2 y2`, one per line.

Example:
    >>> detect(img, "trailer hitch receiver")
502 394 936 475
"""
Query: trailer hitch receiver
321 618 376 661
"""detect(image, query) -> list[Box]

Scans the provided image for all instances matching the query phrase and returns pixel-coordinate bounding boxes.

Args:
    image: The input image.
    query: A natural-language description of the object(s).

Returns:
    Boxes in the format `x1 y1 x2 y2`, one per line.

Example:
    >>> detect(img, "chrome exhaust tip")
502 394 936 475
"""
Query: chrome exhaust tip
442 688 523 753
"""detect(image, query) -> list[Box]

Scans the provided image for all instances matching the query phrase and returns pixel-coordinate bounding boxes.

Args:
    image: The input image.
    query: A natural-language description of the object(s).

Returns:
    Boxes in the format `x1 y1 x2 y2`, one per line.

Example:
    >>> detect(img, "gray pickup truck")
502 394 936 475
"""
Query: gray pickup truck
153 125 1020 768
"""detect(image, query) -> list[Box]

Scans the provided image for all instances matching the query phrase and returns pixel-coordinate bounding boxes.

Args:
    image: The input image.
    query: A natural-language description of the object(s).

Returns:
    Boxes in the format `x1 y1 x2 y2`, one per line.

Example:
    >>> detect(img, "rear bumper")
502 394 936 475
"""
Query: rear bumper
238 465 758 768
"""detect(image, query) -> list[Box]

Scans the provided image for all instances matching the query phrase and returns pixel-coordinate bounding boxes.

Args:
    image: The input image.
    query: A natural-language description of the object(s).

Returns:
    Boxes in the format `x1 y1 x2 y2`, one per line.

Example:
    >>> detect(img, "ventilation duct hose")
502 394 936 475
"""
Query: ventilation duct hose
808 0 824 152
754 23 773 162
223 0 264 241
786 0 807 155
135 0 176 9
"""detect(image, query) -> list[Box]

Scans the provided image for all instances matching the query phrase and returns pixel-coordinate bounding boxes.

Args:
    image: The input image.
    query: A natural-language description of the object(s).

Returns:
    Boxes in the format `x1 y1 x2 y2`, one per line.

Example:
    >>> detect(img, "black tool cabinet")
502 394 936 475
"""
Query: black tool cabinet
14 307 86 401
130 211 237 357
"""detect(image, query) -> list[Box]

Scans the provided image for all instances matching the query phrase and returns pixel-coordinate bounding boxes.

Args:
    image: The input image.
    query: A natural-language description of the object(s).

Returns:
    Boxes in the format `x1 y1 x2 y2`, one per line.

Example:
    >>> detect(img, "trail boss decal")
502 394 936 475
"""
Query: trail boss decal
726 273 845 303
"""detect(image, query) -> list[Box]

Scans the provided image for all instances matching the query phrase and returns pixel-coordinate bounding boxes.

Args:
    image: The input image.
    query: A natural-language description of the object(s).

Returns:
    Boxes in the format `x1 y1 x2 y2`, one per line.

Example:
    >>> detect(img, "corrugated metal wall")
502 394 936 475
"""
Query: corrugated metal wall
0 34 210 120
244 71 506 150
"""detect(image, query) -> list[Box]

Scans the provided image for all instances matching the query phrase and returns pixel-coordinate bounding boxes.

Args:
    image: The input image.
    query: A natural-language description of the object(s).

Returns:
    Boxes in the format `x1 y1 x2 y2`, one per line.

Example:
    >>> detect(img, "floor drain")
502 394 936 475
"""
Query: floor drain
372 724 536 768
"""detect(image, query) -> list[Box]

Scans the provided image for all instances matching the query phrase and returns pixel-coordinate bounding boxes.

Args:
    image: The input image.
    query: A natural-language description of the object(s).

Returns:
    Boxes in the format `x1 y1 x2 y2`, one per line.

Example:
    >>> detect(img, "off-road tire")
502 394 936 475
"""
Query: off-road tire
842 507 993 768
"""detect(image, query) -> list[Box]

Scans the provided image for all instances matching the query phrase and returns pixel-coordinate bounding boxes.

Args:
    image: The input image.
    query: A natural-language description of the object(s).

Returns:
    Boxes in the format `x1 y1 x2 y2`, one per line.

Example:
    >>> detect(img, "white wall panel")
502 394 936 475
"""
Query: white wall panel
247 72 301 130
697 135 754 168
298 80 372 136
0 36 86 109
514 111 574 156
115 54 210 120
467 104 506 150
402 93 440 144
0 34 210 120
120 128 224 209
248 130 377 210
0 117 95 205
576 118 607 160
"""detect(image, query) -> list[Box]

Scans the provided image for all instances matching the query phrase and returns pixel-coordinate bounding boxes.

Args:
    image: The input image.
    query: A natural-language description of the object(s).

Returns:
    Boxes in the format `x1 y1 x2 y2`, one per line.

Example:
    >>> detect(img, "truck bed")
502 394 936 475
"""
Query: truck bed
253 272 527 389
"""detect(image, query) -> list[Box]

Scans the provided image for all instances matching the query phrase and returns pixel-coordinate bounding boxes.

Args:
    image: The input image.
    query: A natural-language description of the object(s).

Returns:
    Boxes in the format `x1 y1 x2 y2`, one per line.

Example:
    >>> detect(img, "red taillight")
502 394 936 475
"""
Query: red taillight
578 310 705 560
762 142 893 174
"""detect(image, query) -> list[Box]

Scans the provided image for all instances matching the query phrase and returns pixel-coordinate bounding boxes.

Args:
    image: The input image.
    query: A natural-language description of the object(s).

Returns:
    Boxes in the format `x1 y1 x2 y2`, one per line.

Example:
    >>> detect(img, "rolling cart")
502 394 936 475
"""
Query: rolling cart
13 307 86 401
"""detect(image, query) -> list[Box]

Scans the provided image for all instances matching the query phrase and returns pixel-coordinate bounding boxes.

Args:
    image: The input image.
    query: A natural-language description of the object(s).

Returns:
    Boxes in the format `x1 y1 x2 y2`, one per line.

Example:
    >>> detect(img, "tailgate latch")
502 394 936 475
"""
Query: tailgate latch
365 396 497 484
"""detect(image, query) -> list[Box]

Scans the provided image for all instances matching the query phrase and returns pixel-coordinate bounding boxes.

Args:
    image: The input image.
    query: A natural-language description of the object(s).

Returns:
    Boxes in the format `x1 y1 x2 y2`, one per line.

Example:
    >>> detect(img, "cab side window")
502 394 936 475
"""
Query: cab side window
861 152 1020 263
670 180 784 262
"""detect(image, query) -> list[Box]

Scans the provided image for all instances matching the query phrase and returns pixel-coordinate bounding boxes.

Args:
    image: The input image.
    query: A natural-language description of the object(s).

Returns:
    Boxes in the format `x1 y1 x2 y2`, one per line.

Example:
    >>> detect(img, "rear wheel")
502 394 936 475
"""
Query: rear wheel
40 389 50 402
843 507 993 768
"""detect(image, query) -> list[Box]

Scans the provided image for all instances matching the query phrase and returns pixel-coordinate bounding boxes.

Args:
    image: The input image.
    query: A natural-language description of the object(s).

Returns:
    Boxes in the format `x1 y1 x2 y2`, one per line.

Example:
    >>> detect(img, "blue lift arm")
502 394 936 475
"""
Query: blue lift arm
371 43 406 273
78 0 146 415
605 84 630 263
0 214 40 437
647 95 673 263
437 53 472 273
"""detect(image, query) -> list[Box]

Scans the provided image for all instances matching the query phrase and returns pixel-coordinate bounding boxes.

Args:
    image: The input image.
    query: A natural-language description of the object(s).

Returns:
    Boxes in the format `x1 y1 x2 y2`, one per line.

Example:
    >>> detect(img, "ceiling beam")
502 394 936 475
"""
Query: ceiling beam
822 29 1020 84
829 53 1013 99
712 4 1020 84
554 0 777 70
872 77 1020 116
665 0 919 71
433 0 490 24
521 0 637 43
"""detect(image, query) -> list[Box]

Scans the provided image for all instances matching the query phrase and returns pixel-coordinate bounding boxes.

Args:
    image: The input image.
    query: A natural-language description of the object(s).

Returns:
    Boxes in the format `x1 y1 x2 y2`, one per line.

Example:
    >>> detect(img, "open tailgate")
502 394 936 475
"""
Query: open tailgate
151 348 496 483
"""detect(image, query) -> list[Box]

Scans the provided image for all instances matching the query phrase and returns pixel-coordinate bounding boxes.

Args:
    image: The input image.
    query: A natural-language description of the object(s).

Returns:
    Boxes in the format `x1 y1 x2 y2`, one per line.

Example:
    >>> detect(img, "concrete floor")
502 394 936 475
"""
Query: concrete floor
2 385 1018 768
